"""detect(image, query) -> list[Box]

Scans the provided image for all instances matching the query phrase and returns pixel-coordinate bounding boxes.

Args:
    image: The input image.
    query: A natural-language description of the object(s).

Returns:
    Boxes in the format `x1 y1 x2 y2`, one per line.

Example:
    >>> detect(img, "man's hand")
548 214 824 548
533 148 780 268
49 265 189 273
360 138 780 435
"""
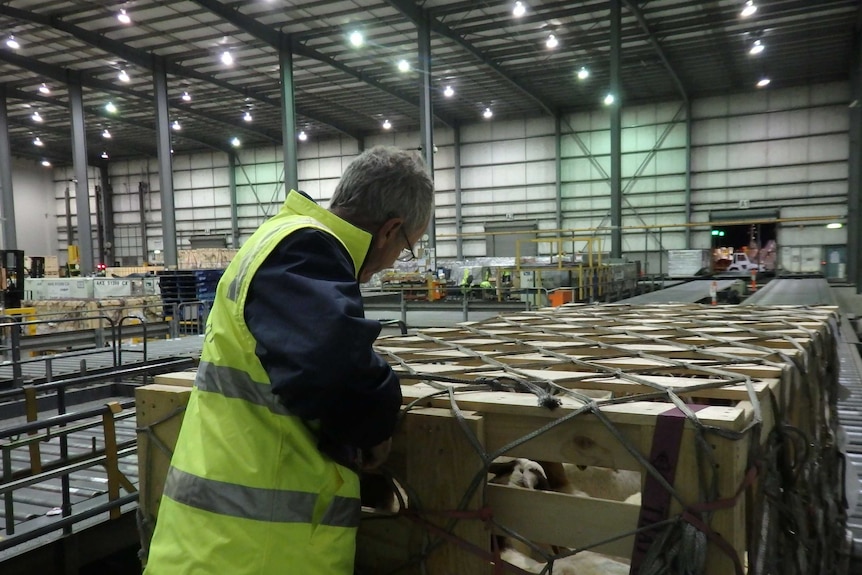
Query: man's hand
361 438 392 471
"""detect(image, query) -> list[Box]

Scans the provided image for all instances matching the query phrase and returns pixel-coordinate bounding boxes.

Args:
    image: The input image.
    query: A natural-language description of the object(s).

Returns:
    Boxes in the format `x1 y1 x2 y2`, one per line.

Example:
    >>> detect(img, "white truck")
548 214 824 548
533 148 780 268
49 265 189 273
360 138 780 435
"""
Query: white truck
725 252 766 273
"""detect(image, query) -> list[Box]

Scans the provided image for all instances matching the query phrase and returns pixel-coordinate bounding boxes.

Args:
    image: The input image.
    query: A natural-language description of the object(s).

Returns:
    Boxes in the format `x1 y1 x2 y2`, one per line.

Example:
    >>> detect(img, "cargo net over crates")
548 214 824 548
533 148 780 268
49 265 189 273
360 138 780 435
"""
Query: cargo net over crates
358 304 848 575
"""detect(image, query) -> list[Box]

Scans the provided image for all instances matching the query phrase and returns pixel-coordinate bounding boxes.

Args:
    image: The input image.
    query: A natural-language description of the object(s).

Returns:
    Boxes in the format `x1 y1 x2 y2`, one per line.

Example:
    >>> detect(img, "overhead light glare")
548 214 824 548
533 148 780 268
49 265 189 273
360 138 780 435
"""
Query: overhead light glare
298 131 308 141
39 83 50 95
397 59 410 72
741 1 757 17
349 31 364 47
513 1 526 18
6 35 19 50
102 129 112 139
181 91 191 102
105 101 117 113
382 119 392 130
172 120 181 131
826 222 843 229
231 137 241 147
221 51 234 66
41 160 51 167
577 66 589 80
756 77 770 88
546 34 558 49
101 151 109 159
443 85 454 98
483 107 493 119
31 111 43 122
33 137 43 147
749 39 764 55
118 69 130 82
117 9 132 24
604 93 615 105
243 110 253 122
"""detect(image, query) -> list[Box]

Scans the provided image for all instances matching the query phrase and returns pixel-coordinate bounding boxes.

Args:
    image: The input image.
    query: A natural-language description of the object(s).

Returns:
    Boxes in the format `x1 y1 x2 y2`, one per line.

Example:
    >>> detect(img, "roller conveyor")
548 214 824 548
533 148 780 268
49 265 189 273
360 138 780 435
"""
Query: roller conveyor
743 277 837 306
615 278 739 304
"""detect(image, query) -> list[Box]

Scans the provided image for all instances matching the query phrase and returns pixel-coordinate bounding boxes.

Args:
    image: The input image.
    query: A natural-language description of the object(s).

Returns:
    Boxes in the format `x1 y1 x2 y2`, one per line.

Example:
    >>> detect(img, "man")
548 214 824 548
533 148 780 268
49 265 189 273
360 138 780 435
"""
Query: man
144 146 434 574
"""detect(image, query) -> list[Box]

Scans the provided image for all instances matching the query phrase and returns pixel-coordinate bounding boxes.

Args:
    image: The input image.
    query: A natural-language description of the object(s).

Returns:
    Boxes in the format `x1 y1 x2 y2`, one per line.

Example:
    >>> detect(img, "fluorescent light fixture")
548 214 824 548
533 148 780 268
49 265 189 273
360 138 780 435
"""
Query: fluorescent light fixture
397 59 410 72
41 160 51 167
243 110 253 122
31 111 43 122
101 151 109 159
756 77 770 87
181 91 191 102
221 51 233 66
118 69 130 82
577 67 589 80
749 39 764 55
483 107 493 119
826 222 843 229
546 34 558 49
741 1 757 17
349 31 364 47
105 101 118 113
39 83 50 95
513 1 526 17
382 119 392 130
298 131 308 141
6 35 19 50
443 85 454 98
33 137 43 147
231 137 241 147
604 93 615 105
172 120 181 131
118 9 132 24
102 129 112 139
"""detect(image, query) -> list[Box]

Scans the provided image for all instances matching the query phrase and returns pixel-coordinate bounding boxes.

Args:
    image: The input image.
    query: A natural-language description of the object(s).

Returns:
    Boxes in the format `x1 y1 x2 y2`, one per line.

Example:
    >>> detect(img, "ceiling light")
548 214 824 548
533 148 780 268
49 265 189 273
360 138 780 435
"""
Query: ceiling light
349 31 364 47
546 34 558 49
6 35 19 50
826 222 843 229
756 77 770 87
118 69 130 82
31 111 43 122
298 131 308 141
382 119 392 130
117 9 132 25
172 120 181 131
105 101 117 113
231 137 241 147
577 67 589 80
443 85 454 98
604 93 615 105
41 160 51 167
38 83 50 95
397 59 410 72
749 39 764 55
243 110 253 122
741 1 757 18
483 107 493 119
33 137 43 147
101 151 109 159
513 1 526 18
221 51 234 66
102 129 112 139
181 91 191 102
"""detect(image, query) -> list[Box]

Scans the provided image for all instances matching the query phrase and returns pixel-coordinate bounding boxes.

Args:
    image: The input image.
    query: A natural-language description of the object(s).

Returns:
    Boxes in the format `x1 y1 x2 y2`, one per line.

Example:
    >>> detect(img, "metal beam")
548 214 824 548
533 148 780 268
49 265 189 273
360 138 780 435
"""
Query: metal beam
154 57 177 269
229 152 239 248
849 29 862 289
555 114 562 231
610 0 622 259
386 0 557 117
0 4 361 141
0 85 17 250
621 0 688 103
68 79 94 275
279 35 298 192
454 125 462 260
418 10 436 254
187 0 457 129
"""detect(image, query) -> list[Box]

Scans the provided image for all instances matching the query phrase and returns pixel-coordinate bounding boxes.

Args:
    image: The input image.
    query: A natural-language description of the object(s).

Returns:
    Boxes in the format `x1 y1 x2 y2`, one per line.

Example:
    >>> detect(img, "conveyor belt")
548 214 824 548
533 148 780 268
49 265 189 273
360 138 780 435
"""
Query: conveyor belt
838 317 862 547
615 279 738 304
743 277 837 306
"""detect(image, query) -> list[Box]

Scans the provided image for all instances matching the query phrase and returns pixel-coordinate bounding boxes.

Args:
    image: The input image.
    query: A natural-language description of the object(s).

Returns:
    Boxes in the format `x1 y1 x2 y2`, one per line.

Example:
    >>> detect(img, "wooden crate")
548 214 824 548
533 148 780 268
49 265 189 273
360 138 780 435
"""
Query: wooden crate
359 304 845 575
177 249 238 270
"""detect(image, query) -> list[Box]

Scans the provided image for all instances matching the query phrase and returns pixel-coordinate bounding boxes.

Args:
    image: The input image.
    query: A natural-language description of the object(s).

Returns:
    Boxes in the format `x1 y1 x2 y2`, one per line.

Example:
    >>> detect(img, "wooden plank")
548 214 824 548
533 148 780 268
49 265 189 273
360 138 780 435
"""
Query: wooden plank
153 371 197 387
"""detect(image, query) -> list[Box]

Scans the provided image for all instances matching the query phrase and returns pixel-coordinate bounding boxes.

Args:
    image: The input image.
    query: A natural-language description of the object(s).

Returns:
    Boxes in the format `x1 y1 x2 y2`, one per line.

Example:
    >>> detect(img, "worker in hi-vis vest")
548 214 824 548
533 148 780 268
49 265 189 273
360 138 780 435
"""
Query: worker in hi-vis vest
144 146 434 574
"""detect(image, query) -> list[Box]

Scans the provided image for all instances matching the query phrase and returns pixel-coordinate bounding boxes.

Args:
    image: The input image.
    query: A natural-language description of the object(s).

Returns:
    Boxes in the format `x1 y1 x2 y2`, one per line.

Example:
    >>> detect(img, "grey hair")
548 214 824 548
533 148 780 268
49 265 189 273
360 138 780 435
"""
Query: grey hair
329 145 434 235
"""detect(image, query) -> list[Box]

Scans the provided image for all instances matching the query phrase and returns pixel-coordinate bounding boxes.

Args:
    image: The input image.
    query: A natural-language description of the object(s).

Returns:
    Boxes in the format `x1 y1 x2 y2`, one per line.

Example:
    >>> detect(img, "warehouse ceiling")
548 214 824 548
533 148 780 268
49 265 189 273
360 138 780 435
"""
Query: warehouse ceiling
0 0 858 165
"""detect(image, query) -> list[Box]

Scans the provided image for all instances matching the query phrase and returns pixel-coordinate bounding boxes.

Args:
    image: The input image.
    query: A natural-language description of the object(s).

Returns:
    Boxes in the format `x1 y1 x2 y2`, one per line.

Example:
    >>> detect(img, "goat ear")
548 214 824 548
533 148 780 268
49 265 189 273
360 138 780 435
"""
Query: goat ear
488 460 518 477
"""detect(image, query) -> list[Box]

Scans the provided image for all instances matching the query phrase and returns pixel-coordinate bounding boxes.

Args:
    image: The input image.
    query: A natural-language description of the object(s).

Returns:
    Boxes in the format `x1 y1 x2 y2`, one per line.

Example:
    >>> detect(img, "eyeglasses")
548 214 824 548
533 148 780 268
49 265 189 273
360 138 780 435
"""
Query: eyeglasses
397 226 417 262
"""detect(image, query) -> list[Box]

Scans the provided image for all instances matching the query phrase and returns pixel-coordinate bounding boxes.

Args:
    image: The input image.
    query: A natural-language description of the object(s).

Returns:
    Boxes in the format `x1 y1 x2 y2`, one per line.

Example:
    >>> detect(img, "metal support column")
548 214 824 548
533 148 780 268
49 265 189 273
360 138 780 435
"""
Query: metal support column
98 164 115 267
229 152 239 248
684 100 693 249
418 9 436 253
609 0 622 258
153 57 177 268
280 34 298 192
850 28 862 290
454 125 463 259
0 85 16 250
69 80 94 275
555 114 563 231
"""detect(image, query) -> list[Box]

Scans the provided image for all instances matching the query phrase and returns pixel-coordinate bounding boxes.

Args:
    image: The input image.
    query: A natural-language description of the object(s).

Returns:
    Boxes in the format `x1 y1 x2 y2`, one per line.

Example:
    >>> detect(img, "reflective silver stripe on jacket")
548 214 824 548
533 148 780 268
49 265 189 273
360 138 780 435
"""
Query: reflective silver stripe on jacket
196 361 292 416
163 466 360 528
